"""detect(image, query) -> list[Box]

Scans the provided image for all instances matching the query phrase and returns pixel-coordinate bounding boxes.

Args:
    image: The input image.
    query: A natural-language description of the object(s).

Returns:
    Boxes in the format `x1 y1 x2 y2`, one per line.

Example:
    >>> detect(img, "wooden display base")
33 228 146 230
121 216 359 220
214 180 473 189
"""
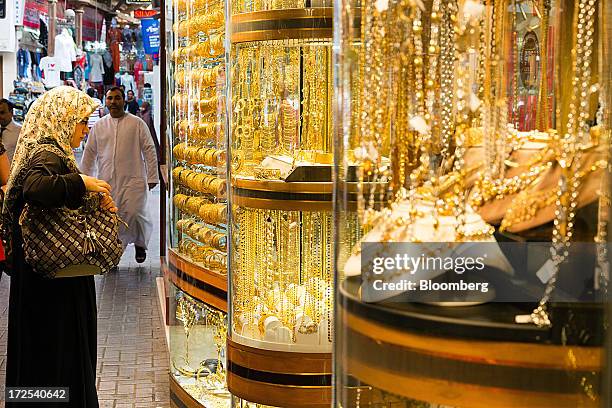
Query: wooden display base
338 278 603 408
226 338 332 407
170 374 209 408
163 248 228 312
231 8 333 43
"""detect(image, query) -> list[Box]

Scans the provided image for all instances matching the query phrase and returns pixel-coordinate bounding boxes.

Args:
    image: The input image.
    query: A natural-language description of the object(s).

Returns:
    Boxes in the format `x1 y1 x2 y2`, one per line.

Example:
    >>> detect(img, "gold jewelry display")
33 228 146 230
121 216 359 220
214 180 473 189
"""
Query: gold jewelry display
170 0 230 404
231 39 333 176
231 207 334 346
528 0 599 327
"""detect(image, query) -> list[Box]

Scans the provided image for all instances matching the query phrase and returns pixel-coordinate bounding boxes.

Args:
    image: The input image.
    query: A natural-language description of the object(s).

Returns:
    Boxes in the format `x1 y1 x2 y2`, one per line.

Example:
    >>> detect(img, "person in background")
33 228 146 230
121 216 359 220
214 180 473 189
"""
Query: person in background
138 101 161 162
86 88 104 128
125 89 139 115
81 87 159 263
142 82 153 106
2 86 116 408
0 99 22 164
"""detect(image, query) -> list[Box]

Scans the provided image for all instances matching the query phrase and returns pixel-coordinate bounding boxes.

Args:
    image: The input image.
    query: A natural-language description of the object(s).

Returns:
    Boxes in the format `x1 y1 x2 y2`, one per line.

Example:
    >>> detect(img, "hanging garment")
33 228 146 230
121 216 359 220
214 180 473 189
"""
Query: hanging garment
39 19 48 49
54 30 77 72
17 49 31 79
73 54 87 89
122 26 133 51
84 52 92 81
39 56 62 88
80 113 159 249
133 60 143 83
102 51 115 86
107 28 122 72
30 51 42 81
88 53 105 83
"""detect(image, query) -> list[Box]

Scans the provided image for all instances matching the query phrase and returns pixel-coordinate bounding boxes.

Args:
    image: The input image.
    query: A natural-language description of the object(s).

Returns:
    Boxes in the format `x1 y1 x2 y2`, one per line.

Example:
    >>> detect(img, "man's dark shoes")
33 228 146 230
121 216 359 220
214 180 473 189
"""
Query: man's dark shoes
135 246 147 263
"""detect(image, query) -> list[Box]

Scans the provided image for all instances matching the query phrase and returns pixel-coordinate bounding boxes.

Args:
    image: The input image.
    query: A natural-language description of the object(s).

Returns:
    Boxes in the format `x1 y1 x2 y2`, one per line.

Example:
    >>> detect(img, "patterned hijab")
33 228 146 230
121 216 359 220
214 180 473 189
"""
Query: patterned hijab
2 86 98 252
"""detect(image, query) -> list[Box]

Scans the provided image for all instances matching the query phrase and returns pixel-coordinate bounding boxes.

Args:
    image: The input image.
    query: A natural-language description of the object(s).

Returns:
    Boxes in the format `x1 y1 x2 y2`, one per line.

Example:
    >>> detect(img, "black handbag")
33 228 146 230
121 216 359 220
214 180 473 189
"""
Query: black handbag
19 192 125 279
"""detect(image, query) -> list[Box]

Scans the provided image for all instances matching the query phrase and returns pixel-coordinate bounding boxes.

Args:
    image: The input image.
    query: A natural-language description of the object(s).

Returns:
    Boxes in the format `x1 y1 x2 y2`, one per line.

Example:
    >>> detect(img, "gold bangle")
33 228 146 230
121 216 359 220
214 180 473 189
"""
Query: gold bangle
185 146 198 163
186 172 198 189
213 150 226 166
211 178 226 197
172 167 182 181
204 149 216 166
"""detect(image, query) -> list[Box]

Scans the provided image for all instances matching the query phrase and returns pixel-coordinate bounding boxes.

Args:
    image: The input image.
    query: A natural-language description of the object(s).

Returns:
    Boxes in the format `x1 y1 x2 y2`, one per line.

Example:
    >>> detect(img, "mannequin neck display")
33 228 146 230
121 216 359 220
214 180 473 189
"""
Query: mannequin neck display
120 72 137 96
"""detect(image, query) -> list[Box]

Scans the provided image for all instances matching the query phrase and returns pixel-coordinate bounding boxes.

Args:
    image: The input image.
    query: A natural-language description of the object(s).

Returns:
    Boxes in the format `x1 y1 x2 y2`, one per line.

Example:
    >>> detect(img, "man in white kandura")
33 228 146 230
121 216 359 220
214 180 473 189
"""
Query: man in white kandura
81 86 159 263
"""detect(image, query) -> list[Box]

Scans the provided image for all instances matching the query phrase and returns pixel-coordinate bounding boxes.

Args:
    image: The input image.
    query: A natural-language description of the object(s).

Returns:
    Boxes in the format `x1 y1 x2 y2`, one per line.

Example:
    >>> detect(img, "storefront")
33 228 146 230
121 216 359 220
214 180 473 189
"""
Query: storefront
2 0 161 123
161 0 612 407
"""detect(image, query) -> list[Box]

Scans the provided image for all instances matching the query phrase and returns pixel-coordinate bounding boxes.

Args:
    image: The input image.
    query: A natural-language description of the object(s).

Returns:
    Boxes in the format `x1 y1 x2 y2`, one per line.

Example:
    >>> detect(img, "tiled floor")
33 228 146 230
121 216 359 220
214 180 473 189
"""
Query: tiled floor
0 188 170 408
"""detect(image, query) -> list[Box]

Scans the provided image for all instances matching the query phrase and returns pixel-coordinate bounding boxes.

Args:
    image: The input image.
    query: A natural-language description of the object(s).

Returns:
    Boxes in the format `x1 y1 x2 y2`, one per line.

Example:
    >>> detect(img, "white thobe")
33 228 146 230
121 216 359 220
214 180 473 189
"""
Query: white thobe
81 113 160 249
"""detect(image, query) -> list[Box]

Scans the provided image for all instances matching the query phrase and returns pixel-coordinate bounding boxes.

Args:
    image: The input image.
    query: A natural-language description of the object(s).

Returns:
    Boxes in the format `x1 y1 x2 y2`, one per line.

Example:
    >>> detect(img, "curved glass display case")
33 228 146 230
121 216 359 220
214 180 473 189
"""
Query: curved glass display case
334 0 610 407
165 0 230 405
226 2 338 407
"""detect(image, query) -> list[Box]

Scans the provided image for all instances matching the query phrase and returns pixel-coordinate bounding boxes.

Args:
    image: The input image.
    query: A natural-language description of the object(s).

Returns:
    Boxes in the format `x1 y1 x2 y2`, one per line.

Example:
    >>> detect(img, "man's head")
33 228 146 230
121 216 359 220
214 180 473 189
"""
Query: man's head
127 90 135 101
0 99 14 127
106 87 126 118
86 88 96 98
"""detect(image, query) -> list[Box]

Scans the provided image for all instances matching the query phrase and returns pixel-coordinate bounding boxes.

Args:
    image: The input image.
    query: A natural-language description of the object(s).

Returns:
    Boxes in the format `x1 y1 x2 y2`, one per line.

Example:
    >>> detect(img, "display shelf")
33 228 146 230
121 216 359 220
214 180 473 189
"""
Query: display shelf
338 278 602 407
166 0 230 405
226 339 331 408
332 0 610 406
230 8 334 43
227 3 340 406
164 249 228 312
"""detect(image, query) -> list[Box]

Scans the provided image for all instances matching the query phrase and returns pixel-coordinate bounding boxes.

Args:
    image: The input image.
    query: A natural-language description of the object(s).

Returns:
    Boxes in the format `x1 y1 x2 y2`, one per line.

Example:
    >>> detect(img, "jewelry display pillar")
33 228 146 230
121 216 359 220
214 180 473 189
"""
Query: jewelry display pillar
333 0 609 406
226 2 342 406
163 0 231 406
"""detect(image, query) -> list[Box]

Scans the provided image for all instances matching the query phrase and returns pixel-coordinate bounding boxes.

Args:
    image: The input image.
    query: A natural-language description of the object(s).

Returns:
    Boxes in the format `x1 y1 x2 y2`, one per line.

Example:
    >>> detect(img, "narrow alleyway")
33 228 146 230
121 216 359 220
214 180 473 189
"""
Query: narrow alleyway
0 187 170 408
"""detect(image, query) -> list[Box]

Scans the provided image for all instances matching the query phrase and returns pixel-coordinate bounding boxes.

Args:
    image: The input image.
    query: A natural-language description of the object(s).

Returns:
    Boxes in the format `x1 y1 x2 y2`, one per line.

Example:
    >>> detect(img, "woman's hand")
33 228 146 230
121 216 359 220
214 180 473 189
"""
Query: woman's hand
100 193 118 213
80 174 111 195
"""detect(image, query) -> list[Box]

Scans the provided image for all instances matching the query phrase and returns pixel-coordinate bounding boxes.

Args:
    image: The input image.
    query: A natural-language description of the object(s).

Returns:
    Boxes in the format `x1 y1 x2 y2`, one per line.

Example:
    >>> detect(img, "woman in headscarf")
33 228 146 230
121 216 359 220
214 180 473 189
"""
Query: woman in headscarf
2 86 117 408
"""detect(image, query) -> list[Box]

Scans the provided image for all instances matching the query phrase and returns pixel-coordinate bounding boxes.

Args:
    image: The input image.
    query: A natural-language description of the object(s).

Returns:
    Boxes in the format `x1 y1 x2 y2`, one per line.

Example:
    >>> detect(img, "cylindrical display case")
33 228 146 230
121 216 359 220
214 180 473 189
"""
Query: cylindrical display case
334 0 610 407
226 2 338 407
165 0 231 405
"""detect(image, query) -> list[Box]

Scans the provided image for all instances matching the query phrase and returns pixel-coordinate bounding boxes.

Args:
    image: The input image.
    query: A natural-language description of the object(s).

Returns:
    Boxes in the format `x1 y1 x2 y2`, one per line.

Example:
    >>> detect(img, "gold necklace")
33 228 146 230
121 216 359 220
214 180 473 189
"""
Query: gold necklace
530 0 598 327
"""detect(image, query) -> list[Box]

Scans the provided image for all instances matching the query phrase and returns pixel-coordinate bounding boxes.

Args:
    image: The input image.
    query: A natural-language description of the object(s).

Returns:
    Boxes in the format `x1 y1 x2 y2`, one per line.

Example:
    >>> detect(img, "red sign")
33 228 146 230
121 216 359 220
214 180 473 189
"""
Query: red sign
134 9 157 18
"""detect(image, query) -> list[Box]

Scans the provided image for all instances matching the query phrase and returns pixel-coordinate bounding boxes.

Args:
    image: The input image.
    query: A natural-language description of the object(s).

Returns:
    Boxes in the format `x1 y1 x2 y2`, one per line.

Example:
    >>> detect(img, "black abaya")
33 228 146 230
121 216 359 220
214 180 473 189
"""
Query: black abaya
5 150 99 408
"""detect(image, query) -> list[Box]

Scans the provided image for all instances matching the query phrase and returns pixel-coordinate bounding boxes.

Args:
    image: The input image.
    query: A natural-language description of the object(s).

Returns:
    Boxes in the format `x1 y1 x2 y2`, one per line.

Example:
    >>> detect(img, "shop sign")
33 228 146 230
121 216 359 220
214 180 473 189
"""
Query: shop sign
134 9 157 19
23 0 61 29
15 0 25 25
141 18 160 55
126 0 151 5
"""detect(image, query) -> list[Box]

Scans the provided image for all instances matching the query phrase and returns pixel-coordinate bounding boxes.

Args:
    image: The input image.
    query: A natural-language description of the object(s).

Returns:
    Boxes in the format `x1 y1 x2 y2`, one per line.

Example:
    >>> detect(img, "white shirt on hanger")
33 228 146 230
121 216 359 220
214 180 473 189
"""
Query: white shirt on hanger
54 29 77 72
39 56 62 88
